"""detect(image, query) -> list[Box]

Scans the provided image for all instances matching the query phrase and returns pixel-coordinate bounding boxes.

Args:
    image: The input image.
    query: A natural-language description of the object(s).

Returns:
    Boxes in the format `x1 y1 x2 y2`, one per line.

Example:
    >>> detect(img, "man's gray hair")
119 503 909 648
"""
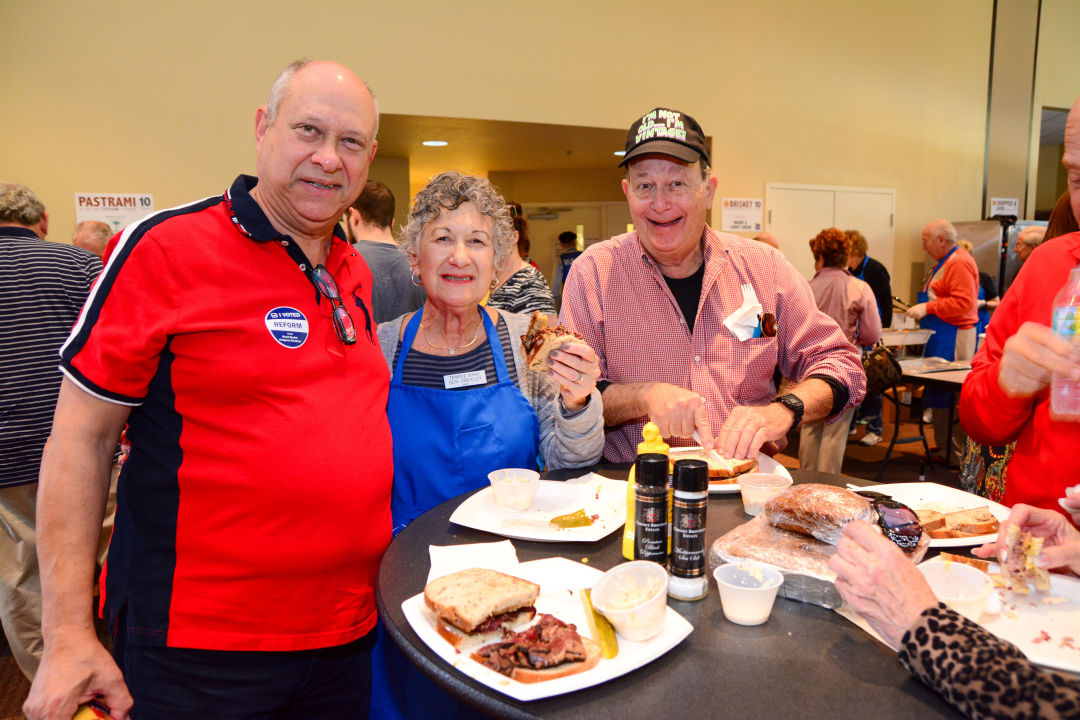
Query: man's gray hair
266 58 380 138
927 219 958 244
399 172 515 281
1017 225 1047 247
0 183 46 226
75 220 113 244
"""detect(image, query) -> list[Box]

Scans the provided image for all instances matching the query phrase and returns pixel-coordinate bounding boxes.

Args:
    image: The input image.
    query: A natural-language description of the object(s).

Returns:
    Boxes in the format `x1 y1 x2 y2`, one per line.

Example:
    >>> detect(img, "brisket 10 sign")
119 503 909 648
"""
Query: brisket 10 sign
721 198 763 232
74 193 154 234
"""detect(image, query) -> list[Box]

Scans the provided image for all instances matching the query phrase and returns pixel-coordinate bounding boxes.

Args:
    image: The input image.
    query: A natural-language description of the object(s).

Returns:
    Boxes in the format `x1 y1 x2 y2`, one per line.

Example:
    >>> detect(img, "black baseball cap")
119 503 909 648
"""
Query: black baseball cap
619 107 710 167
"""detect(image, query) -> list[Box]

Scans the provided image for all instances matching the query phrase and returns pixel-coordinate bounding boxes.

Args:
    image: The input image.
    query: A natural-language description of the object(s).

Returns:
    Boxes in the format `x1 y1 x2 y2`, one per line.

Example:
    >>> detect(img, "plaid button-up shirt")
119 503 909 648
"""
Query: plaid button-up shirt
560 227 865 463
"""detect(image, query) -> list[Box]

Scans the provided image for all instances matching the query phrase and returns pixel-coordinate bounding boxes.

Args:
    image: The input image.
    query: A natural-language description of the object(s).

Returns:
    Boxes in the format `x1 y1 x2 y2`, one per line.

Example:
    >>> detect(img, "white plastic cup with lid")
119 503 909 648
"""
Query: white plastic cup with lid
713 562 784 626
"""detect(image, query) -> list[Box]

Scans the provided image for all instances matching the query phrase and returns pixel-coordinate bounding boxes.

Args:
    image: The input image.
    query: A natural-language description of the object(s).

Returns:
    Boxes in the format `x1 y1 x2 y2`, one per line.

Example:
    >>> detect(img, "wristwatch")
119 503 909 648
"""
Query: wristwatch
772 393 804 428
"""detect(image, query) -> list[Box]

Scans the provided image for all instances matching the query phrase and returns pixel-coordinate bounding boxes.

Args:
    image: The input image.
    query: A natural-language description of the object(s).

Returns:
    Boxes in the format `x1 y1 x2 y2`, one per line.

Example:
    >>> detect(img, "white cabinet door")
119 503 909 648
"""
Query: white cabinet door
765 185 835 280
835 190 895 276
765 184 895 281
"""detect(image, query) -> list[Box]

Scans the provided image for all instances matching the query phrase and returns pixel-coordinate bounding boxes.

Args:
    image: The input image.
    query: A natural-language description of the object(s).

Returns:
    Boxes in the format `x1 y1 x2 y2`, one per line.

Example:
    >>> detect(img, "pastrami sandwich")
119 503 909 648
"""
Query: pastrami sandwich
471 613 602 683
1001 525 1051 594
520 311 583 371
424 568 540 649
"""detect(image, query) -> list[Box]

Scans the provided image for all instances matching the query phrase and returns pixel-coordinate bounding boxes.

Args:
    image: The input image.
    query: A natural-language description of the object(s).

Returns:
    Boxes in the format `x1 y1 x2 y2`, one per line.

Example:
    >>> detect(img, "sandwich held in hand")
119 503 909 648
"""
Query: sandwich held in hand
520 311 583 371
1001 525 1051 594
424 568 539 649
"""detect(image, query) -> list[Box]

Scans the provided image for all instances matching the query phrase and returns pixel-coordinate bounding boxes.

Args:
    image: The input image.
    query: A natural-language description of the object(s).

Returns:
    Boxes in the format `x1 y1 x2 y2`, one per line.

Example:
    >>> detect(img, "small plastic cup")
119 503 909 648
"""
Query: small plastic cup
737 473 793 516
487 469 540 511
918 560 1000 621
713 562 784 626
590 561 669 641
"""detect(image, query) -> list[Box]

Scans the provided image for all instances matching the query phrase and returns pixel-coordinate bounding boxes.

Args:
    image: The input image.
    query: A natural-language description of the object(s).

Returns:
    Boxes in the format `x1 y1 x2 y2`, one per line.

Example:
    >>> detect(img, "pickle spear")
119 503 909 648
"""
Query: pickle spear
581 588 618 658
549 508 593 528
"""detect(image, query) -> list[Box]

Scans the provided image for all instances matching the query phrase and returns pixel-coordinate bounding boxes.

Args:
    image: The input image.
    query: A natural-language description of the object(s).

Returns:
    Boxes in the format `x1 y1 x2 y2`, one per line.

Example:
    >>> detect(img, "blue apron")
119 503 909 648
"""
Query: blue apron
371 306 540 720
919 246 958 409
975 283 989 344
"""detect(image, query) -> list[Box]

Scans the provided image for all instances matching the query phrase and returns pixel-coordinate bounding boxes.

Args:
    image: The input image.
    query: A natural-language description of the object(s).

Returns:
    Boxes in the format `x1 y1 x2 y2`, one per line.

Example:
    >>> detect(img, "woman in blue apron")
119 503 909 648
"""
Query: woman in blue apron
370 172 604 720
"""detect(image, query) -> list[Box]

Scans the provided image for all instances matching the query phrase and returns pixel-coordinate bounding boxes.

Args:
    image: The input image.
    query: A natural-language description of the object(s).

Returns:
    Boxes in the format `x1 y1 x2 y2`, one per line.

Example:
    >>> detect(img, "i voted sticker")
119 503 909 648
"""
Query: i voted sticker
265 307 309 348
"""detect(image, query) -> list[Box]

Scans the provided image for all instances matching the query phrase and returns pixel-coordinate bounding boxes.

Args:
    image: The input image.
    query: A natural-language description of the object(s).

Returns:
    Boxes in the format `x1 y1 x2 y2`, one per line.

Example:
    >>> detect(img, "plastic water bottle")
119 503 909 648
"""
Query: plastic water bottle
1051 267 1080 416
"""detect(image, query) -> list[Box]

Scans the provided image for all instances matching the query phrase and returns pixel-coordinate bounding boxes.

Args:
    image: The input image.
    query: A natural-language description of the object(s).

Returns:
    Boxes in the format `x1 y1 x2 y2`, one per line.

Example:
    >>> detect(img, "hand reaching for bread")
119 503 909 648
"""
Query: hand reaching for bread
972 503 1080 578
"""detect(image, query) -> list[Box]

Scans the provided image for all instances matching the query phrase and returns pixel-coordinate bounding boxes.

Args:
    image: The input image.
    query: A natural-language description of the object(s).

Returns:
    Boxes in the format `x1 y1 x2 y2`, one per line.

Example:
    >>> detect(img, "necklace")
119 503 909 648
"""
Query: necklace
422 322 481 356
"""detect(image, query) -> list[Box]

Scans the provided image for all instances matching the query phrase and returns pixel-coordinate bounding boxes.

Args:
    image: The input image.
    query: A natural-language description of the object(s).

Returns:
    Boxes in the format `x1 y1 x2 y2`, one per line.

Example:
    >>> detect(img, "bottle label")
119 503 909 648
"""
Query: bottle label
671 506 707 577
1053 306 1080 342
635 494 668 563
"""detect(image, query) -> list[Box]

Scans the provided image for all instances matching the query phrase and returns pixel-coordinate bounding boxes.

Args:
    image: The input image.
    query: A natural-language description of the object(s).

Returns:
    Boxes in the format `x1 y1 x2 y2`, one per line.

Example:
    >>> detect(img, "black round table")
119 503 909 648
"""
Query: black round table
376 468 961 720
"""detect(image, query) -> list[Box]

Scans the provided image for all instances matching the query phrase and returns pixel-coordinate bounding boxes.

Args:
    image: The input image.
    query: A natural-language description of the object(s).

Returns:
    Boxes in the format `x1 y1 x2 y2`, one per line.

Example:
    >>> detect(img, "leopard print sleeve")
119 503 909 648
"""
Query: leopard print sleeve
898 602 1080 720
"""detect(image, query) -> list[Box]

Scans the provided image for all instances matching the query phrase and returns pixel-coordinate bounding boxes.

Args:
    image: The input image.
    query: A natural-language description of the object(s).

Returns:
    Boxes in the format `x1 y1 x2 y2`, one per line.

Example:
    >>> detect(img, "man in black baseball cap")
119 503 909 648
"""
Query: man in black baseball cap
618 107 710 167
557 106 864 471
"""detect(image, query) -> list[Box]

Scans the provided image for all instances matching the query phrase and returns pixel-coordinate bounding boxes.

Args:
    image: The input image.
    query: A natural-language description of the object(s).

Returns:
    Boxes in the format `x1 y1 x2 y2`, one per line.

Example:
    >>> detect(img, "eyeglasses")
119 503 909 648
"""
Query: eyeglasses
758 312 777 337
311 265 356 346
857 491 922 550
628 181 698 201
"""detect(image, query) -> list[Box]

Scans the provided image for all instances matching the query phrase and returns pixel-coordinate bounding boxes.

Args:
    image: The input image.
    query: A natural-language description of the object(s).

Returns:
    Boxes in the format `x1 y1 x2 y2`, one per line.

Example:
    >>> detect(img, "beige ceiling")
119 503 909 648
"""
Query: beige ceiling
375 114 628 179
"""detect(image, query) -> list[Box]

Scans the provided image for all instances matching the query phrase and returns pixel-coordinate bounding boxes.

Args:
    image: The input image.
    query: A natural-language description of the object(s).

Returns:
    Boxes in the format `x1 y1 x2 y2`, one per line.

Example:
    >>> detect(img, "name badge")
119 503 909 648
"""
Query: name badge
444 370 487 389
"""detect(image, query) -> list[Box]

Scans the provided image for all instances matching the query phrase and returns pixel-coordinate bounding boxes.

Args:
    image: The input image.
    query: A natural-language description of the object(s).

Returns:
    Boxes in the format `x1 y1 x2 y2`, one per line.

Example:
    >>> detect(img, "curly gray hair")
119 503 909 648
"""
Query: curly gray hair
399 172 516 282
0 183 46 226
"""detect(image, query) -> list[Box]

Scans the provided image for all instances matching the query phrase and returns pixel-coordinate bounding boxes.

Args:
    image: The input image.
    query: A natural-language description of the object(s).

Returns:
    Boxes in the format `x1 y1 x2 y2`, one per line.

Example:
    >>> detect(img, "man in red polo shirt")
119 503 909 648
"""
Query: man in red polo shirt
26 59 392 720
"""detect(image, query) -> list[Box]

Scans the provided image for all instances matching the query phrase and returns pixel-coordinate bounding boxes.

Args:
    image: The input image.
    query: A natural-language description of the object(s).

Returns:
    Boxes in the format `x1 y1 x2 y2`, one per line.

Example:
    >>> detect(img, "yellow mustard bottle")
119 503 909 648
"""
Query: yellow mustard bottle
622 422 669 560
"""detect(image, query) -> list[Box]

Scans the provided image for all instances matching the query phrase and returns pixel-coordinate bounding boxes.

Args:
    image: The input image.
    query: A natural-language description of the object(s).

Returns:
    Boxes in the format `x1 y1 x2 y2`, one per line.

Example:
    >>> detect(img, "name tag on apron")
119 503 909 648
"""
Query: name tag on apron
444 370 487 389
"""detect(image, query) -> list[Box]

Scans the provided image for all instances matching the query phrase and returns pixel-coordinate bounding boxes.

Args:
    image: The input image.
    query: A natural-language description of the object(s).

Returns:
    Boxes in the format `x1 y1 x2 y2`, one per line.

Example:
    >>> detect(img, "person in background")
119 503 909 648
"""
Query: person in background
799 228 881 471
0 184 102 683
753 231 779 249
486 201 556 316
906 219 979 464
956 238 999 338
552 229 582 303
345 180 426 323
71 220 112 258
846 229 892 446
560 106 864 463
26 59 392 720
1015 225 1047 265
961 95 1080 524
372 171 603 720
1046 189 1080 241
830 505 1080 720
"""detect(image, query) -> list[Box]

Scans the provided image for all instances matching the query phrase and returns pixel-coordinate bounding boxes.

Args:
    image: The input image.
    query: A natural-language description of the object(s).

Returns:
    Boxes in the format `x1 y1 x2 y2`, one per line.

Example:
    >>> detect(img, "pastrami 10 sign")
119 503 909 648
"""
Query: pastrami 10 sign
74 193 154 234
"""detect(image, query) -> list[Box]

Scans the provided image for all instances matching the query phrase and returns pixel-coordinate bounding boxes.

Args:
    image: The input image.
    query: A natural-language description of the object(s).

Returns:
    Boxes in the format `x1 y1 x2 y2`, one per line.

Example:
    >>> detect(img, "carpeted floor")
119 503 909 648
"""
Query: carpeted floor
0 401 961 719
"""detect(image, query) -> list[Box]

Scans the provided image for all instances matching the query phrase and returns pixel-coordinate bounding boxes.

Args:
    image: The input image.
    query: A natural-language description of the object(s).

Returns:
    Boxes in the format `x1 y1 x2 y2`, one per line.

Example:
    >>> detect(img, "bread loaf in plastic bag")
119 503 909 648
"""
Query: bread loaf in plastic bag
763 483 875 545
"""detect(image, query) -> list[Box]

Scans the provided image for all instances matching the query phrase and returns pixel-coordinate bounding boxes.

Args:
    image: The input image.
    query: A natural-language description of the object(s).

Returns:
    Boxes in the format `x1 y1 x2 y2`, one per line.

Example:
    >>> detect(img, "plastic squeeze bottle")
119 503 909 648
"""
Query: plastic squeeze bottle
1051 266 1080 417
622 422 669 560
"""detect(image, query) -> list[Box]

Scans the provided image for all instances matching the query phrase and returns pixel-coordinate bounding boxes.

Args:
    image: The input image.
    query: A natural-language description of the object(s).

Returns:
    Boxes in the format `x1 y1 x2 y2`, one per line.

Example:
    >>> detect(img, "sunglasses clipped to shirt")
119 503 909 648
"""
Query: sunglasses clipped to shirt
311 265 357 346
855 490 923 550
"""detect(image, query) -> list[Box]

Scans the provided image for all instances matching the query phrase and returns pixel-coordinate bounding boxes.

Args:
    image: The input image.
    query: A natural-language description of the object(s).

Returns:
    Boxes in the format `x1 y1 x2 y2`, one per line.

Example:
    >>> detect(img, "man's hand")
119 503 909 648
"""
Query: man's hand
715 402 794 459
905 303 928 321
997 321 1080 400
1061 486 1080 527
972 503 1080 576
829 520 938 648
24 628 132 720
641 382 713 445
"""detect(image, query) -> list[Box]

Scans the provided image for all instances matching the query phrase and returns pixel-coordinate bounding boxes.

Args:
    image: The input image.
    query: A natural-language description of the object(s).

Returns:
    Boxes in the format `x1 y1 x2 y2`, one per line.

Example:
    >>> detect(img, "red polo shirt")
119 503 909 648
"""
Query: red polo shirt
61 175 393 651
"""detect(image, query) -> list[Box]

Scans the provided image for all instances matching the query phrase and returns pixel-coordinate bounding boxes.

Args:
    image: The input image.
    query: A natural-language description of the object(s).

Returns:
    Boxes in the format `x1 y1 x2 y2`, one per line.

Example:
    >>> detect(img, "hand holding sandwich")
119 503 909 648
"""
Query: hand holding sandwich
972 503 1080 577
545 342 600 412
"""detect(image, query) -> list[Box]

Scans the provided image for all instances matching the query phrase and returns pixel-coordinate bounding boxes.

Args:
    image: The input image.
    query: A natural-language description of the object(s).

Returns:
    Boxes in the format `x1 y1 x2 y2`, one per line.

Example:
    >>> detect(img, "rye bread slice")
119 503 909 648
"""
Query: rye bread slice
424 568 540 633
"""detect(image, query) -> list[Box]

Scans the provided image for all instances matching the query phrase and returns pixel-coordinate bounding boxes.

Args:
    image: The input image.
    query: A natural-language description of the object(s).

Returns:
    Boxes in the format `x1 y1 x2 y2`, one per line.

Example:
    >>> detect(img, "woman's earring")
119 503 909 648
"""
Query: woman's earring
411 271 422 287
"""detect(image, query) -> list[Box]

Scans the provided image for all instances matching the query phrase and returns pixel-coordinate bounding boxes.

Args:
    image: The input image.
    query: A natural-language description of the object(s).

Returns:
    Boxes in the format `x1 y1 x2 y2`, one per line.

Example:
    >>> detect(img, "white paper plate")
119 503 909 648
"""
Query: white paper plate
401 557 694 701
920 557 1080 675
870 482 1009 548
664 450 792 495
449 474 627 542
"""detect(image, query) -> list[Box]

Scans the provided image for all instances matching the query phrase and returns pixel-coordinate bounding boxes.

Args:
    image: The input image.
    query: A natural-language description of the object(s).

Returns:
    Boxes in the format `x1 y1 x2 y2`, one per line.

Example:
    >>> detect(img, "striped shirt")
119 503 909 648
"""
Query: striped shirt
0 227 102 487
560 227 865 463
487 265 556 315
393 317 519 389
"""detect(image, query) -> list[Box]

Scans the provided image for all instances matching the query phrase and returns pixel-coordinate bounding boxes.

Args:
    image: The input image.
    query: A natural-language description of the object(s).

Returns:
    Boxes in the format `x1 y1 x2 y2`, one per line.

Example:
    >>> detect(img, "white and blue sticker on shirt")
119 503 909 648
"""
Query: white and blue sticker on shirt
265 307 309 348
